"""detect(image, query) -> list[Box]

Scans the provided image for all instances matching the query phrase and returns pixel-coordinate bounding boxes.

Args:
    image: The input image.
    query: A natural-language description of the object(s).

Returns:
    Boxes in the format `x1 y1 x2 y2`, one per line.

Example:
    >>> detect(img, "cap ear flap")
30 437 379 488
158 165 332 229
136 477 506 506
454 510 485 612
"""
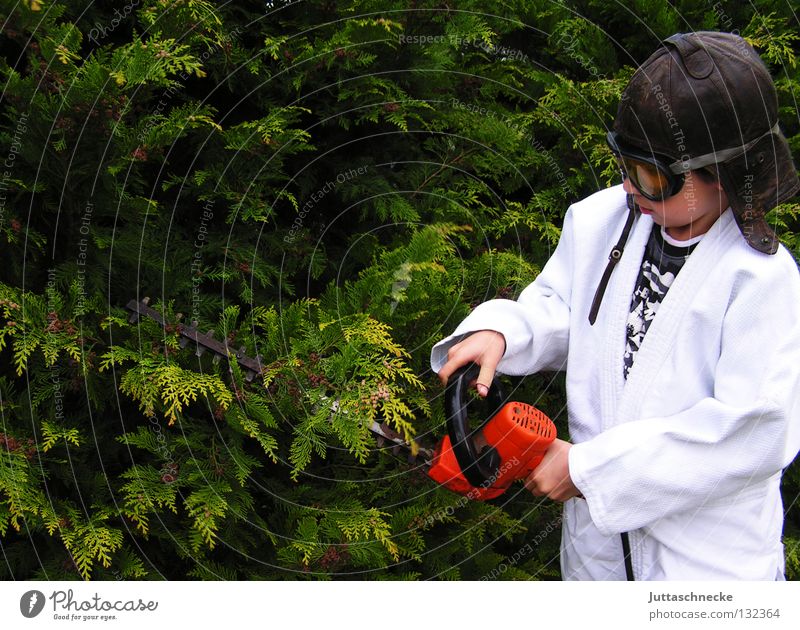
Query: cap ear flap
717 133 800 255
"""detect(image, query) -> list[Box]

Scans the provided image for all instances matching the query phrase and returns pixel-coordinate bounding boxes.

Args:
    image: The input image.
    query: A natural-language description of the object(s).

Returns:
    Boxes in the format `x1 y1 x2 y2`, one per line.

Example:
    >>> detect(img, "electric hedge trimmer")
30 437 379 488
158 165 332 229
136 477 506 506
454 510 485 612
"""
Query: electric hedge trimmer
125 298 555 499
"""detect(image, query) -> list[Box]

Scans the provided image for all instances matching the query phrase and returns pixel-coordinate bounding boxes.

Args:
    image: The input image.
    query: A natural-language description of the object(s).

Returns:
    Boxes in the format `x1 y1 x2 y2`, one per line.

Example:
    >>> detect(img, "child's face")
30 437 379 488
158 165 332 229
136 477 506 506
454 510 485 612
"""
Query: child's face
623 170 729 240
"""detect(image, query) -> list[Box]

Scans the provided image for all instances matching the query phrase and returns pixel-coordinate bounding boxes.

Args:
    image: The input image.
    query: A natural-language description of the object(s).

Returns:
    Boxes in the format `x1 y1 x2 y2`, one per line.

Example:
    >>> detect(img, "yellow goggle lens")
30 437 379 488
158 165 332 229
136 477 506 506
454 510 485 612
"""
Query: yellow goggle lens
618 156 671 199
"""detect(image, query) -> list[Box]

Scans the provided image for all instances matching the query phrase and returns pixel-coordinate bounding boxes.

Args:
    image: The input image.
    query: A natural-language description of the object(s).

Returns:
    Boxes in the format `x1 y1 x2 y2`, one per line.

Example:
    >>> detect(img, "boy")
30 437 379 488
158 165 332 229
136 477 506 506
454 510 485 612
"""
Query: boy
431 32 800 579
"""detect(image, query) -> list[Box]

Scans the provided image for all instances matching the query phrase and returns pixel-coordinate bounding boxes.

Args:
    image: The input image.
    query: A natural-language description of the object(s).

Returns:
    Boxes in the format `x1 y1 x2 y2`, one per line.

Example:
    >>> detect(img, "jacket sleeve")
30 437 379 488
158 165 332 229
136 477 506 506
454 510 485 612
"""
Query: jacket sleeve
569 253 800 536
430 207 575 376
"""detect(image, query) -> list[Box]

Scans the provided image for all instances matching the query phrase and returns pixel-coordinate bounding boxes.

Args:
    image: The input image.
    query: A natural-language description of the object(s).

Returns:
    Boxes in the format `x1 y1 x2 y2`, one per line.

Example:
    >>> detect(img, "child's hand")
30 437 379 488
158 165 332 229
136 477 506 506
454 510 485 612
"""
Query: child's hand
437 330 506 397
524 439 581 502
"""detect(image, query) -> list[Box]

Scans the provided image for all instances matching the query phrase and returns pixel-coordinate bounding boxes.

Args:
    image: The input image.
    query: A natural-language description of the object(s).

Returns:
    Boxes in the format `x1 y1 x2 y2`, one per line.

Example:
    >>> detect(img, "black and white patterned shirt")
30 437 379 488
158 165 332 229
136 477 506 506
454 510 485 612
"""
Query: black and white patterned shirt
623 226 702 380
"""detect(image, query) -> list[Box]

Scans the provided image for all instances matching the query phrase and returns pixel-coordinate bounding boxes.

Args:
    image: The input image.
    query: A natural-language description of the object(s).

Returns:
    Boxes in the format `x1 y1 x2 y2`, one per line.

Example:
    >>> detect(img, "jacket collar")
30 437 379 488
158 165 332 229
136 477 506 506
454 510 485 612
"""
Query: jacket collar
599 207 739 427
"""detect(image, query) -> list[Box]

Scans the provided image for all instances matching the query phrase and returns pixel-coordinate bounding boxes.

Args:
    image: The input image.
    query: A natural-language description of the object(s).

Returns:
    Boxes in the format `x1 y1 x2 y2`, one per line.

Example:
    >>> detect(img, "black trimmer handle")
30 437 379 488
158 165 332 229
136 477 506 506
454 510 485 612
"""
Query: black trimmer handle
444 363 504 488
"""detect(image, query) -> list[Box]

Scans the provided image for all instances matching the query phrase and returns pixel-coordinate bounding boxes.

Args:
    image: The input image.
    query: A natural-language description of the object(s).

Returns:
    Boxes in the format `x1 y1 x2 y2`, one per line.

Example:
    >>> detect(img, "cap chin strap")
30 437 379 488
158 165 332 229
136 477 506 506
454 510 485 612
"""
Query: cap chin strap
667 122 781 173
588 195 639 325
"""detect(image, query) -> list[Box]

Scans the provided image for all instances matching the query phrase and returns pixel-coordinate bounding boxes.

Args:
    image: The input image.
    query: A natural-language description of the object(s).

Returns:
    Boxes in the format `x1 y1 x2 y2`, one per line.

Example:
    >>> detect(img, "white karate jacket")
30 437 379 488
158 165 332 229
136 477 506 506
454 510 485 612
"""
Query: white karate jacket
431 184 800 580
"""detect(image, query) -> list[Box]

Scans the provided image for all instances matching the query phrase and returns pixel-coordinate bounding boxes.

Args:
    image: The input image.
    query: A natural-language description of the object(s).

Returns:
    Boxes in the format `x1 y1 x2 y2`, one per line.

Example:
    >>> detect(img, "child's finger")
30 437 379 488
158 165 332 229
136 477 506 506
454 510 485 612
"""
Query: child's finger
437 352 465 385
476 361 498 397
438 330 505 387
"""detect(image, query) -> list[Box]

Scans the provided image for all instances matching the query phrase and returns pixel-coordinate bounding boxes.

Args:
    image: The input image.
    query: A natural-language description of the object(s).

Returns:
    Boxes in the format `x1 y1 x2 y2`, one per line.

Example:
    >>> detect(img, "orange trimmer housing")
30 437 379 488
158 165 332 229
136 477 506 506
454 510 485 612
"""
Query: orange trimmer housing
428 400 557 500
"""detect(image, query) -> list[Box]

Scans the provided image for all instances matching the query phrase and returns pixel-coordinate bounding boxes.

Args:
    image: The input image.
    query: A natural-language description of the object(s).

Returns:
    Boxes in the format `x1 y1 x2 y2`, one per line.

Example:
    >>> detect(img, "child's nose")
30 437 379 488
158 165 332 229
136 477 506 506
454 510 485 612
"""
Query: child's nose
622 177 634 194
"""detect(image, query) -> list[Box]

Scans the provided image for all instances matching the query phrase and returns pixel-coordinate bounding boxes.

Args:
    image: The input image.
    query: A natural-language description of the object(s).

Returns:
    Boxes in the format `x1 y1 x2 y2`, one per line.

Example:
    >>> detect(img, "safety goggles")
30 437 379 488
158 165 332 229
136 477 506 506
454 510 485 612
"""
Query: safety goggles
606 131 687 201
606 124 781 202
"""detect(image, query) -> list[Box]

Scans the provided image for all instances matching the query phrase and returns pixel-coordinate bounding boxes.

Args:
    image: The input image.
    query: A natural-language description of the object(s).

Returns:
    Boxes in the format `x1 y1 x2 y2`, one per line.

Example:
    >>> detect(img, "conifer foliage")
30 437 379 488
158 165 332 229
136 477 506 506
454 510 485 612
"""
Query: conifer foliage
0 0 798 580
